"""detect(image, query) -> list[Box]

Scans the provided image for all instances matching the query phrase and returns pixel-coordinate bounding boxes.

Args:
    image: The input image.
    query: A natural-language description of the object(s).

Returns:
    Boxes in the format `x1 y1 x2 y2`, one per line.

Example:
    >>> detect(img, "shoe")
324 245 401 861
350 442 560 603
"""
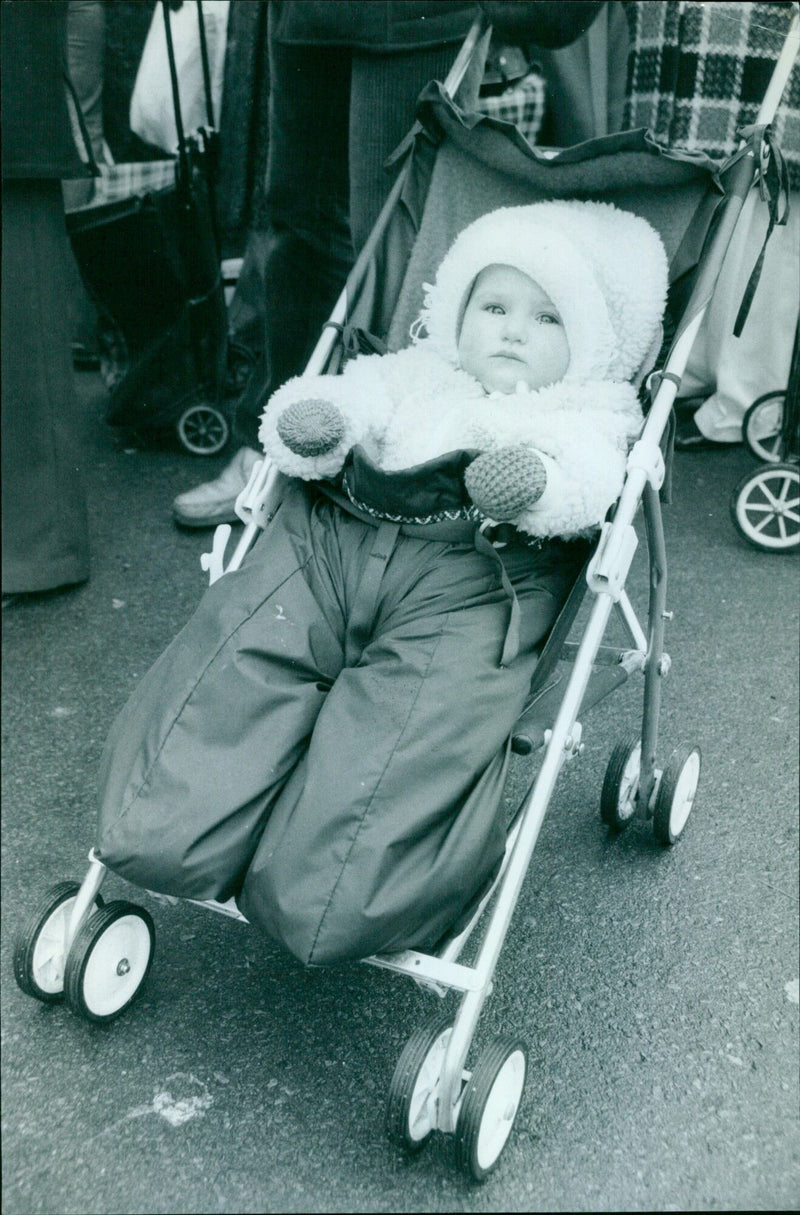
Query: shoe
674 415 737 452
172 446 261 528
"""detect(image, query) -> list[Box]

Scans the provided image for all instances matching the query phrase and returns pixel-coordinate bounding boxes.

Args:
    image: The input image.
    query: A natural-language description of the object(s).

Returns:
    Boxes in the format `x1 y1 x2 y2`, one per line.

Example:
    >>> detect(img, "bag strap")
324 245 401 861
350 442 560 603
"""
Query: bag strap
160 0 190 186
194 0 216 128
159 0 217 188
732 124 790 338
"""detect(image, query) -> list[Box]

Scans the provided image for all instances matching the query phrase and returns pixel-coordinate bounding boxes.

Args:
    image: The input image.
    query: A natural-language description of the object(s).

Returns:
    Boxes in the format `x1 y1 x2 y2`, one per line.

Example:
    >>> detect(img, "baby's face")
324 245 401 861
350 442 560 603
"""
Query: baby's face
457 264 570 394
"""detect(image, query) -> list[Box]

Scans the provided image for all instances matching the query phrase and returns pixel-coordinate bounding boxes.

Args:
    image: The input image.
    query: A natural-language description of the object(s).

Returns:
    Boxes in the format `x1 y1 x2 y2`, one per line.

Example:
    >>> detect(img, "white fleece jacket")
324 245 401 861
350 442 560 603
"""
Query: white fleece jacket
259 342 644 539
259 200 667 539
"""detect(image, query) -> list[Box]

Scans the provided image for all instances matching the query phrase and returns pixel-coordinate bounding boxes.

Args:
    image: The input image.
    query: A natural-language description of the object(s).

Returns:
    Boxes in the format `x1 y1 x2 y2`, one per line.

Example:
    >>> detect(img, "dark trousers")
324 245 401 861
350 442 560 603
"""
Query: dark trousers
231 27 462 449
1 180 89 593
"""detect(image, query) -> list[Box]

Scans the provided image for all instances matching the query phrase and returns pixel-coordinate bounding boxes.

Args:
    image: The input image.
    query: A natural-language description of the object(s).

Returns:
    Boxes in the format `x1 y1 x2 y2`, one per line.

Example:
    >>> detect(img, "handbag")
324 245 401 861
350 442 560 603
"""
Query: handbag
130 0 230 154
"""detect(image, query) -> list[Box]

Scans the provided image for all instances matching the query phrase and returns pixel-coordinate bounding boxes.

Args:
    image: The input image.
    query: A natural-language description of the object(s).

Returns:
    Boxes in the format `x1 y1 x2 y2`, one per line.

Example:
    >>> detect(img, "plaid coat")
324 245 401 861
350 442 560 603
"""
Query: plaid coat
623 1 800 190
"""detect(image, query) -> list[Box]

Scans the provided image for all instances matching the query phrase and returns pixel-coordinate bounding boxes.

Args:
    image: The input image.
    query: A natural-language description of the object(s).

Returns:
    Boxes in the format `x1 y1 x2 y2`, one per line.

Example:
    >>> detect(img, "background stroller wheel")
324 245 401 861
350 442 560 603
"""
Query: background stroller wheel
176 402 230 456
743 392 785 463
386 1015 453 1153
454 1037 527 1182
13 882 104 1003
600 735 642 830
64 902 155 1024
730 464 800 552
653 744 701 845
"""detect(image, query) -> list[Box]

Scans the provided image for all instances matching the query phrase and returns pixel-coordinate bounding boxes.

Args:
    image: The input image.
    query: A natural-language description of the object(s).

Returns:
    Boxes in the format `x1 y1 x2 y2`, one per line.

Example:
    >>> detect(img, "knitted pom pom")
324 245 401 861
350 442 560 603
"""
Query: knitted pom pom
276 398 346 457
464 445 547 521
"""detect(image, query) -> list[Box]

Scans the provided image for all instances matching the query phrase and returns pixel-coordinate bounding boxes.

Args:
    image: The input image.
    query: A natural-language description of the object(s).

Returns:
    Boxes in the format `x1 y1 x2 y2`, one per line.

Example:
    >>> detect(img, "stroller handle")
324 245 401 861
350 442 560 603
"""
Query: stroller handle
159 0 219 193
441 14 491 99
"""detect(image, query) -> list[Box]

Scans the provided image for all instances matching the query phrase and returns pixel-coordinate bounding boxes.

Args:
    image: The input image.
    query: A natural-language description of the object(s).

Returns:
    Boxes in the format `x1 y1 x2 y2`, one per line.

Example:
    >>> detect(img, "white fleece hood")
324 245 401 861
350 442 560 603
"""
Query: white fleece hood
415 200 669 383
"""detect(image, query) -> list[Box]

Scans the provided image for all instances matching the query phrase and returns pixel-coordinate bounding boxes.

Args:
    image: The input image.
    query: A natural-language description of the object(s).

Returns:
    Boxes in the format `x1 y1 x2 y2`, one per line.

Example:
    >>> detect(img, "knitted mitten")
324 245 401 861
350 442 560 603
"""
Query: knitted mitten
464 445 547 520
276 398 346 457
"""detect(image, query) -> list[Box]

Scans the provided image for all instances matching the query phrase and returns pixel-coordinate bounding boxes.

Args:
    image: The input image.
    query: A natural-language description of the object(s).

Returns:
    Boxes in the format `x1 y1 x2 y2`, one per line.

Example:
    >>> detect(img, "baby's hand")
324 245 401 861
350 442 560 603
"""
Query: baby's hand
276 398 346 457
465 445 547 521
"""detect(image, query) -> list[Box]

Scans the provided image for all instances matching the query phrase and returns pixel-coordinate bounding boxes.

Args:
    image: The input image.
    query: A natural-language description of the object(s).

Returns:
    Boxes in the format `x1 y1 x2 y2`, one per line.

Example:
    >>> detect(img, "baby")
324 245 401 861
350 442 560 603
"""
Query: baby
96 201 668 967
260 199 668 539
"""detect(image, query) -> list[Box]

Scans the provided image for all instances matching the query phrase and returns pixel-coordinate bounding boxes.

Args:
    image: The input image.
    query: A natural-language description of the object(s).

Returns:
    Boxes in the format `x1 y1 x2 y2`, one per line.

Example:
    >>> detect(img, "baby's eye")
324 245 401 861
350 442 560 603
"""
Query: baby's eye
537 312 560 325
484 303 505 315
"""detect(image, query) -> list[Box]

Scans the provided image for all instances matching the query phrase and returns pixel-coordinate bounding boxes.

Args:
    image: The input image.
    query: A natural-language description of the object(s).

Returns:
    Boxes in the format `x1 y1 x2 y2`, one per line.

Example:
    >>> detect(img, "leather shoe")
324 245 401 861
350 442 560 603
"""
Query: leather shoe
172 446 261 527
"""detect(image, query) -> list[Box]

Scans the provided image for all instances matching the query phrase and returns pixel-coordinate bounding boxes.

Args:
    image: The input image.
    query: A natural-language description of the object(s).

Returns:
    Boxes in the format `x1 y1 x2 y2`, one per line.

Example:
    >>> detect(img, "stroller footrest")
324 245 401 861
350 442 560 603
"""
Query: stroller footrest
511 663 630 755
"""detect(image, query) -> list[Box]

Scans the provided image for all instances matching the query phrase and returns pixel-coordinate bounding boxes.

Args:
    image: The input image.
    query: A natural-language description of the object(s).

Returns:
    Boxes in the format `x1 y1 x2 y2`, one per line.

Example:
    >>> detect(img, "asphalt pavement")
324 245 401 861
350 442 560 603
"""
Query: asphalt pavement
2 371 798 1214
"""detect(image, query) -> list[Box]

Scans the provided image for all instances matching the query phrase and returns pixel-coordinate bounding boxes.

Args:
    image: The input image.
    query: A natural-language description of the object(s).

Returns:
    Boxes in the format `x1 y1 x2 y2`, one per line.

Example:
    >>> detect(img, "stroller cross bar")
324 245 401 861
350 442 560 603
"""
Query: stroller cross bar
367 951 485 994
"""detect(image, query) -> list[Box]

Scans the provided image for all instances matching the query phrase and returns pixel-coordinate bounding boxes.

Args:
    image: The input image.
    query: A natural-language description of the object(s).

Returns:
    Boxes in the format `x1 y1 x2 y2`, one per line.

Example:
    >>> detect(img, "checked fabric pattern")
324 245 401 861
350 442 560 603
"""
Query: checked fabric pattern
475 70 547 147
623 1 800 190
66 160 177 213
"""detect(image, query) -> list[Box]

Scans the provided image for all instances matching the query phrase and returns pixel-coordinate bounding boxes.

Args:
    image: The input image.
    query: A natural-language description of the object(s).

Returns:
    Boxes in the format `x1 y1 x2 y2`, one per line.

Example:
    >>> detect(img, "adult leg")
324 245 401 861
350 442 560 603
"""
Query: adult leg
348 43 467 250
226 229 274 374
214 0 269 258
231 34 353 449
1 180 90 594
240 537 574 964
173 30 352 526
680 187 800 443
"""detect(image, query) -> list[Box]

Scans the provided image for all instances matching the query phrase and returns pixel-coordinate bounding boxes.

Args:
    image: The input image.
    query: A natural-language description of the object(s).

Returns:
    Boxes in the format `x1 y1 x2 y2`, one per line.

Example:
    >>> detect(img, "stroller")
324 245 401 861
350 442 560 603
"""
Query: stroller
65 0 231 457
14 9 799 1183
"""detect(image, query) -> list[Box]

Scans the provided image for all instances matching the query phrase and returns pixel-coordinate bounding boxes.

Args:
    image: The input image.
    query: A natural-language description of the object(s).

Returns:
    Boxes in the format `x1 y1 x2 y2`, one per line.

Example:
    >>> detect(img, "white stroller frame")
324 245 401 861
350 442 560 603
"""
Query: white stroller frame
18 9 799 1182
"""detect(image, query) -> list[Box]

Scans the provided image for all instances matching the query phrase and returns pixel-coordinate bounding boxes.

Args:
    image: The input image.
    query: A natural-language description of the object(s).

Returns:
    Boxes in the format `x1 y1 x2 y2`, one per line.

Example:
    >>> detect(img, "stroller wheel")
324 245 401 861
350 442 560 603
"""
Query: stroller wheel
177 402 230 456
454 1037 527 1182
731 464 800 552
386 1015 453 1153
653 744 701 845
743 392 785 463
13 882 104 1003
600 735 642 830
64 901 155 1023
